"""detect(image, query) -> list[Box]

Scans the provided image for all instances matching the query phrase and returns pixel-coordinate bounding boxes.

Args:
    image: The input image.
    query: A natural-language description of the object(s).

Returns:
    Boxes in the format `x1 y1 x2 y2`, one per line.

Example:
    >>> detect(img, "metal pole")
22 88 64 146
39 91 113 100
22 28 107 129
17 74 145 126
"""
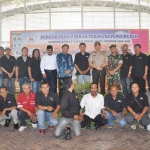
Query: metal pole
113 0 115 29
138 0 141 29
81 0 83 29
24 0 26 30
49 0 51 30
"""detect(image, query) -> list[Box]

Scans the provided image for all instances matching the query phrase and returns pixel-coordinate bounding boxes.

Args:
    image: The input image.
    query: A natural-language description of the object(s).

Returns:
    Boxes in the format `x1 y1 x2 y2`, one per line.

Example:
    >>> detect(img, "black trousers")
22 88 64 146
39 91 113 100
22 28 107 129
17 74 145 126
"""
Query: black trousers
133 77 145 92
44 69 57 93
58 76 72 98
92 68 106 94
81 114 108 128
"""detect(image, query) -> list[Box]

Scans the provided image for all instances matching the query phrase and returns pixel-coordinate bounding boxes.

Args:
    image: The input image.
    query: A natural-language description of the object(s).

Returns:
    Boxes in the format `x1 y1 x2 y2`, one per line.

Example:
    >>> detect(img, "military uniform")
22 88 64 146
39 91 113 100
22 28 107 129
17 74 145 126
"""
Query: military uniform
88 51 108 94
107 52 123 87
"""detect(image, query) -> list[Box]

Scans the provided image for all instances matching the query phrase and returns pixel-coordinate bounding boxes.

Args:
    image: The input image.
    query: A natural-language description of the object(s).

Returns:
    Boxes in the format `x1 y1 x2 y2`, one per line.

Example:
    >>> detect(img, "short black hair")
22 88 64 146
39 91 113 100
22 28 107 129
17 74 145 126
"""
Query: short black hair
0 46 4 50
62 44 69 49
0 86 8 91
130 82 140 89
134 44 141 48
40 81 49 87
21 47 28 51
79 43 86 47
108 85 118 90
63 79 72 89
47 45 53 50
90 83 98 88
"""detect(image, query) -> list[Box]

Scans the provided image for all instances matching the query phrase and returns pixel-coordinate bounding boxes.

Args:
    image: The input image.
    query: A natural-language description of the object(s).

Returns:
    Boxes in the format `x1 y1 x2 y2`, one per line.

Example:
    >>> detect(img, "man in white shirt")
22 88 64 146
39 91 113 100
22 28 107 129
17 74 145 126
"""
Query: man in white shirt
80 83 107 130
40 45 57 92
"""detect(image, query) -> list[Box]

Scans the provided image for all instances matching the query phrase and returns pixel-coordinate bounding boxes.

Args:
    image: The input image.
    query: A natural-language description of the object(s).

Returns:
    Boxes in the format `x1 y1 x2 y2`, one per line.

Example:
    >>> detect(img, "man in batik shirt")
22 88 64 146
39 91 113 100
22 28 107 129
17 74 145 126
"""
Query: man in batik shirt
57 44 74 98
106 44 123 88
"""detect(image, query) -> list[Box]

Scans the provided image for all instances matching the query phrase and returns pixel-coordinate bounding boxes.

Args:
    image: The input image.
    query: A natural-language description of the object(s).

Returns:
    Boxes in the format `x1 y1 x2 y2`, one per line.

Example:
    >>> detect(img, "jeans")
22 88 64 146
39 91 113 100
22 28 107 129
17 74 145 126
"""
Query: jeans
17 110 37 126
55 117 81 137
106 112 127 126
45 69 57 93
37 110 59 129
0 109 18 125
77 75 90 84
19 78 30 93
121 77 131 97
0 74 3 87
3 78 16 94
31 81 41 93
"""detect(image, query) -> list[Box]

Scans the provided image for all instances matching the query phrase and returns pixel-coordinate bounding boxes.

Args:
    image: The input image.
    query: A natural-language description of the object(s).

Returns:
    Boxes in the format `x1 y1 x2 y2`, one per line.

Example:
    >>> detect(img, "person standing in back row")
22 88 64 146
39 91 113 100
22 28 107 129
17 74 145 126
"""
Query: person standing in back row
132 44 148 92
40 45 57 93
16 47 31 93
88 42 108 95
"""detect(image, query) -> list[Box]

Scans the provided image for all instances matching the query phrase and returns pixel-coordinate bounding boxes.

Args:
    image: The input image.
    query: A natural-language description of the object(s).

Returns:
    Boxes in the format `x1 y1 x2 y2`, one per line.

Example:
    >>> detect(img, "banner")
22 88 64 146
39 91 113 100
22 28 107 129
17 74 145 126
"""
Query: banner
10 29 149 58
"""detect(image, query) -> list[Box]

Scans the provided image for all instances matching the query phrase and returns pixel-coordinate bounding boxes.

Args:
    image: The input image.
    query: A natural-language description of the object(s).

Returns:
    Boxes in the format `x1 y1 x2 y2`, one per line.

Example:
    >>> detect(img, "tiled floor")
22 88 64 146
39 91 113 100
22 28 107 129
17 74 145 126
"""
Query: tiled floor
0 124 150 150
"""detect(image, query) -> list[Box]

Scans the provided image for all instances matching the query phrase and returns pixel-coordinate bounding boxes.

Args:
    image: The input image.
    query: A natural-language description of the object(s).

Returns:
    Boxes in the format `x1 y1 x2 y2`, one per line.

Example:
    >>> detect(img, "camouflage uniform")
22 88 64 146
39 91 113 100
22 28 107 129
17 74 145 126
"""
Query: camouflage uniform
107 53 123 86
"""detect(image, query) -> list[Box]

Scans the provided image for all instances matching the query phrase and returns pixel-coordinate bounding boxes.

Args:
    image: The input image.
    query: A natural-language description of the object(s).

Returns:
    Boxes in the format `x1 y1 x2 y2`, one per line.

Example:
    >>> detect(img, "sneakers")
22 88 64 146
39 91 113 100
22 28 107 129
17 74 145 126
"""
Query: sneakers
107 125 113 129
19 126 27 131
40 129 45 134
32 123 37 128
14 123 19 130
139 124 144 129
86 122 91 129
65 127 71 140
48 125 54 129
4 119 11 127
131 124 136 130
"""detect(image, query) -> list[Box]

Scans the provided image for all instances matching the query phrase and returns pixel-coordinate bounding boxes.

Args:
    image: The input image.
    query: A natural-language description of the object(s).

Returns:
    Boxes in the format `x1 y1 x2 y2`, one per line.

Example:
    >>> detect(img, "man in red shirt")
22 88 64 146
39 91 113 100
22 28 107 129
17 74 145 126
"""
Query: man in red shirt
17 83 37 131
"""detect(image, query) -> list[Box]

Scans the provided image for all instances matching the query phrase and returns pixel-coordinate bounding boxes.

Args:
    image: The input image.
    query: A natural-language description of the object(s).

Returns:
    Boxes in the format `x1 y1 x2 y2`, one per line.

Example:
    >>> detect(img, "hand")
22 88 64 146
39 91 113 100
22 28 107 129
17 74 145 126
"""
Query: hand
30 78 35 82
79 70 84 75
52 112 58 119
0 109 7 116
16 77 19 82
79 116 84 122
127 73 131 78
102 112 107 119
133 113 139 120
96 66 102 70
8 73 13 78
111 110 118 116
116 116 122 122
143 74 147 80
137 114 142 121
82 70 87 74
42 74 47 79
27 111 34 118
74 115 79 120
47 106 54 111
65 70 71 74
109 71 115 76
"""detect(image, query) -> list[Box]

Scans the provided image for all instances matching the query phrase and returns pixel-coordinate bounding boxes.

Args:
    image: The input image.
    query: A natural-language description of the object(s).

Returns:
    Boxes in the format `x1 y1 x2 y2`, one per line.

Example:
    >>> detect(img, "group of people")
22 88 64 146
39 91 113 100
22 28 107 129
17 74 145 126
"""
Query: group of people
0 41 150 140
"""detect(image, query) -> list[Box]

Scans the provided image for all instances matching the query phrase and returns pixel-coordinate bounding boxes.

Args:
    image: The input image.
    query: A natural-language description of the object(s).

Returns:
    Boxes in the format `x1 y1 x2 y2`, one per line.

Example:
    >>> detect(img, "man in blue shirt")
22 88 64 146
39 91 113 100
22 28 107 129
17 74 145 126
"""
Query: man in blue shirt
57 44 74 98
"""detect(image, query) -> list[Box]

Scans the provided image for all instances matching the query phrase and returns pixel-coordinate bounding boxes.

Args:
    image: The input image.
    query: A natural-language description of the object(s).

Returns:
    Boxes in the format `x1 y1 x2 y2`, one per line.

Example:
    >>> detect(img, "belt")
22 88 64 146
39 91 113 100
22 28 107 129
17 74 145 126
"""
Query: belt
44 69 57 71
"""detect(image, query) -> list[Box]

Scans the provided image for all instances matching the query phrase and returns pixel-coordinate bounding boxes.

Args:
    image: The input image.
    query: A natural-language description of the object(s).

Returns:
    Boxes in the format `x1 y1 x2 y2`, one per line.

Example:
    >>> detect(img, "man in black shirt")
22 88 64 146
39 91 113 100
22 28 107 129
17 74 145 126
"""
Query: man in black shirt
132 44 148 92
0 86 18 129
147 55 150 88
74 43 91 84
36 81 60 134
104 85 127 129
55 79 82 139
121 44 133 97
0 46 4 87
16 47 31 93
0 47 16 94
126 82 150 130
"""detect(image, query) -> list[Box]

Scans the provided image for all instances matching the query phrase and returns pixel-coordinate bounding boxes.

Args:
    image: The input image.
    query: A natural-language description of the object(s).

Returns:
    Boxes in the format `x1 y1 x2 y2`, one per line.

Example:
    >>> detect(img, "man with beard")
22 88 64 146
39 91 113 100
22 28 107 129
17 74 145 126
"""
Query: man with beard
120 44 133 97
80 83 107 130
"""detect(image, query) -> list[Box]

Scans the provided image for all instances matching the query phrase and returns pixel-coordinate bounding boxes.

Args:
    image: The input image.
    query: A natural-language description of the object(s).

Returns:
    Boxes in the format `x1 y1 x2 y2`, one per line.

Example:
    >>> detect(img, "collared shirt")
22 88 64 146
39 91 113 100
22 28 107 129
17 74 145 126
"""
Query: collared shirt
0 55 16 79
132 52 148 78
61 90 81 118
16 56 31 78
104 94 126 113
88 51 108 67
121 53 133 77
126 92 149 113
57 53 74 77
17 92 36 114
0 94 17 116
74 52 90 75
35 91 60 112
28 58 42 81
40 54 57 74
108 53 123 71
80 93 104 119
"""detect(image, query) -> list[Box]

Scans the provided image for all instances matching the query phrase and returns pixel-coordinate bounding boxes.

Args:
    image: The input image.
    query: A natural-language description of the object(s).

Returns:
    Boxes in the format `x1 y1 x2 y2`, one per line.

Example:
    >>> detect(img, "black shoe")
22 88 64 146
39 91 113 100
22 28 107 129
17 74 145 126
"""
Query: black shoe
14 123 19 130
95 126 100 130
4 119 11 127
65 127 71 140
86 122 91 129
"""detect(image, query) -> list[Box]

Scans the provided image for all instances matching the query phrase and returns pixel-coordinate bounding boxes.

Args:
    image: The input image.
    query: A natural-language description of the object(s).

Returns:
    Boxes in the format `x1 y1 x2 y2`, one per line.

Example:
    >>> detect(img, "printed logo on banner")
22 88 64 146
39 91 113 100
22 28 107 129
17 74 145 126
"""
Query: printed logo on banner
26 34 37 43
